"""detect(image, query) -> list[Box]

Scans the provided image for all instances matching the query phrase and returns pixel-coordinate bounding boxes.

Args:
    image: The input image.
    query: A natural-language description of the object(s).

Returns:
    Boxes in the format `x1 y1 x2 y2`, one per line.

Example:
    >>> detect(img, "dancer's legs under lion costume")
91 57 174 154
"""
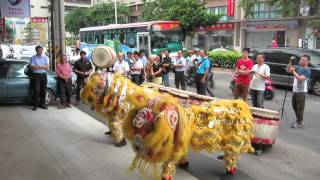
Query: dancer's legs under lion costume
81 72 129 146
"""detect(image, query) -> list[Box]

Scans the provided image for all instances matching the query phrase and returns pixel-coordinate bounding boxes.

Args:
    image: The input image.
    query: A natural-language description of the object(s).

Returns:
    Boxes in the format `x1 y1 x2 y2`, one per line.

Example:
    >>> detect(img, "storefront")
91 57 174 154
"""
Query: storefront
305 27 320 51
242 20 299 48
194 22 235 50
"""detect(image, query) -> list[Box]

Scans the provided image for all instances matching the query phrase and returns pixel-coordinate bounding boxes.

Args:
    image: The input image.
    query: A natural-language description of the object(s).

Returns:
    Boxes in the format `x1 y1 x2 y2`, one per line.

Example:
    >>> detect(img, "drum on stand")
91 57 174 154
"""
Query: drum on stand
250 107 280 155
92 46 116 69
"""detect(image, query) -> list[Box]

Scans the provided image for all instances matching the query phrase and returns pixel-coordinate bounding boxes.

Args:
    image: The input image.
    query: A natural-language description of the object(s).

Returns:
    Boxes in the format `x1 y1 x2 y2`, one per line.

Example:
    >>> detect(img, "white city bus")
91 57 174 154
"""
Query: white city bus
79 21 183 56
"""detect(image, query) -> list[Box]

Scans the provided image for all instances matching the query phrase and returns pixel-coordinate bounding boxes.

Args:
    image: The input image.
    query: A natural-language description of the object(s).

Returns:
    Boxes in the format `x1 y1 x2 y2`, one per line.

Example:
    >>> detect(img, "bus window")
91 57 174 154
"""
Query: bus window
119 32 125 44
151 31 182 53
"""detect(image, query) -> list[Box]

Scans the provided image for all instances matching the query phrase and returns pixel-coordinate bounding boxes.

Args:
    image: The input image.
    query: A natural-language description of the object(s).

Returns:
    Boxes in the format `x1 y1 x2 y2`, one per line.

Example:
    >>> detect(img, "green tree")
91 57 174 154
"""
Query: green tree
240 0 319 17
142 0 221 38
65 3 129 36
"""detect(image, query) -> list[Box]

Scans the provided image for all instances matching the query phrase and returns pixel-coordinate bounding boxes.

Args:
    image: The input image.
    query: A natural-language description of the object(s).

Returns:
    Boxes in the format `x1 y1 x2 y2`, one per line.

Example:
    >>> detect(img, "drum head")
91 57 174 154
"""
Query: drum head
92 46 116 68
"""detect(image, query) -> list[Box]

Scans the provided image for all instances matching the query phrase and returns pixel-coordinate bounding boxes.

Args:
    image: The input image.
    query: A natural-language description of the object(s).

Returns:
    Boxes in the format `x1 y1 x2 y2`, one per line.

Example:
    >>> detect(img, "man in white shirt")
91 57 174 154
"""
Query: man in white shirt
174 50 187 90
113 52 129 77
131 51 144 85
250 53 270 108
71 48 81 64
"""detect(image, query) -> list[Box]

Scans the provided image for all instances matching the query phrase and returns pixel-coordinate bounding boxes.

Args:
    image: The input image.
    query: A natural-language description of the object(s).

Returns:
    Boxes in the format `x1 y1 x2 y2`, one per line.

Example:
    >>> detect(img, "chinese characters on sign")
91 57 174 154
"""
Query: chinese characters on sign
1 0 31 18
227 0 235 17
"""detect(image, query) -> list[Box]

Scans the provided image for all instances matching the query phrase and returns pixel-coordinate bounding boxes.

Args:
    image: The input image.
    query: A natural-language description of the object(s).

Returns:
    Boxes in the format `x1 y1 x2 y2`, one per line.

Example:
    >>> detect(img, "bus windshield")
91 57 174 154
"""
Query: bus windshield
151 31 183 55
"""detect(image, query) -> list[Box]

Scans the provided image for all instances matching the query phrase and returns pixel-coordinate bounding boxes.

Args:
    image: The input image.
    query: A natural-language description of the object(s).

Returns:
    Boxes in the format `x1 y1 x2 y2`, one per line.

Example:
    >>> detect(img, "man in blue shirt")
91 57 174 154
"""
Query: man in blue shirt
288 54 311 128
195 50 210 95
30 45 50 111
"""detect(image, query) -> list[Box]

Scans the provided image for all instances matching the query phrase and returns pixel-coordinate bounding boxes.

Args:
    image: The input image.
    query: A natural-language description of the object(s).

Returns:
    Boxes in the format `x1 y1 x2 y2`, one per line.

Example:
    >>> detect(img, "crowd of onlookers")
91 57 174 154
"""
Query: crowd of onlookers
114 49 215 97
24 44 312 129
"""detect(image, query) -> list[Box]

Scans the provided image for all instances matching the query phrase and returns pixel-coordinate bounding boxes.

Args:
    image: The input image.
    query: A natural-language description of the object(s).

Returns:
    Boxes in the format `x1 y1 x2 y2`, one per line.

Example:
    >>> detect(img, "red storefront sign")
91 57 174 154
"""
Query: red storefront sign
31 17 48 23
197 23 234 32
227 0 235 17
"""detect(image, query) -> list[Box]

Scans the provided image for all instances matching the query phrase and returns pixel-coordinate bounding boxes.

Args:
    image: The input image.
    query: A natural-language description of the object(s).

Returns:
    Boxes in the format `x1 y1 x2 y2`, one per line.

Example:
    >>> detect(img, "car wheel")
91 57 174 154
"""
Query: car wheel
312 79 320 96
45 89 54 106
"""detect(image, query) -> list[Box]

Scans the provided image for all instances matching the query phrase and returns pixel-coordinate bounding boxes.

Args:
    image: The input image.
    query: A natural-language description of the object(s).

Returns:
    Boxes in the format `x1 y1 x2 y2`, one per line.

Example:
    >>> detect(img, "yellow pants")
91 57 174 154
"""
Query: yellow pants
108 116 124 144
152 77 162 85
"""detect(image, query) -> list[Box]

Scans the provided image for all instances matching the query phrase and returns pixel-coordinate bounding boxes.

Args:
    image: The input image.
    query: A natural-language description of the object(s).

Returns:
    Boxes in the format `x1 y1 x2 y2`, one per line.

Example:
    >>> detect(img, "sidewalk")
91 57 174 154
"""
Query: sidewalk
0 105 198 180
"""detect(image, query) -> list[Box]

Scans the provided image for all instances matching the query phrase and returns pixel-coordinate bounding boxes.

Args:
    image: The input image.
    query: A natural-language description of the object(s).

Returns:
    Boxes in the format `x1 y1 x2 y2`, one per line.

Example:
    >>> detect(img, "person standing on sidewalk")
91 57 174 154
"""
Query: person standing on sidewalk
74 51 93 105
113 52 130 77
56 55 73 109
151 55 163 85
174 50 187 90
205 55 215 97
162 50 171 87
139 50 147 84
234 48 253 102
287 55 311 129
146 56 154 82
195 50 210 95
131 51 144 85
30 45 50 111
250 53 270 108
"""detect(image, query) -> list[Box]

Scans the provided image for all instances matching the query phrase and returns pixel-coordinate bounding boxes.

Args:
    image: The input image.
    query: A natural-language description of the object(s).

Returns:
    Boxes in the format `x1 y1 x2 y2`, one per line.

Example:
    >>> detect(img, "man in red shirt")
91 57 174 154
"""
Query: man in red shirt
234 48 253 101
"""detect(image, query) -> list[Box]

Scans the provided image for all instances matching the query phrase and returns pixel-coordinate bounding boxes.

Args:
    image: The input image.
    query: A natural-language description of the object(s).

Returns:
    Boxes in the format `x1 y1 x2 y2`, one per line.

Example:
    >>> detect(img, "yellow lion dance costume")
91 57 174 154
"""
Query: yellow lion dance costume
81 72 255 180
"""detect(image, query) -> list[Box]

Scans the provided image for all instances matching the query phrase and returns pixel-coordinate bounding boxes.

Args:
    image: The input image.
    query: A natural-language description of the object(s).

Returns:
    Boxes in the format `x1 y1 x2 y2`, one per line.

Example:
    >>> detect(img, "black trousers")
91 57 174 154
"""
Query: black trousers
76 79 85 101
251 89 264 108
292 92 306 124
58 78 72 105
195 73 206 95
205 72 215 97
132 74 141 85
33 73 47 107
175 71 186 90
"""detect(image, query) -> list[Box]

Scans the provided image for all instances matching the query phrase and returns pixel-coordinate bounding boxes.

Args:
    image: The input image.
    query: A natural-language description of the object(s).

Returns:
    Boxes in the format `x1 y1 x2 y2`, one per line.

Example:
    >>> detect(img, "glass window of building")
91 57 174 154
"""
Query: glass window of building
250 2 280 19
208 6 231 21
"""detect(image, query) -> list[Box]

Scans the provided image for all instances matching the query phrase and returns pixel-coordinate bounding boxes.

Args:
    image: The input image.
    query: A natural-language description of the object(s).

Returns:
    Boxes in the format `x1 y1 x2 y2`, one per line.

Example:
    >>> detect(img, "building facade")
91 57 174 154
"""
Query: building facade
239 0 320 51
30 0 96 18
192 0 236 50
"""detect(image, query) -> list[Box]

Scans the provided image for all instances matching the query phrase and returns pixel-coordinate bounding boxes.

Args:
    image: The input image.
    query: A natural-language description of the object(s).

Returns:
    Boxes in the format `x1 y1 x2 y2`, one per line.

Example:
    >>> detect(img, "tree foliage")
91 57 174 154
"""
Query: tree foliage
65 3 129 36
240 0 319 17
142 0 221 38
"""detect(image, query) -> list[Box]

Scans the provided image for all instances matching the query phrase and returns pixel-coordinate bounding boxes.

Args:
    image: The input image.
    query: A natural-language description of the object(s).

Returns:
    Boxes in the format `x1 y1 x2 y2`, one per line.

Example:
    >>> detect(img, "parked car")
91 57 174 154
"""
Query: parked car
250 48 320 96
0 59 58 106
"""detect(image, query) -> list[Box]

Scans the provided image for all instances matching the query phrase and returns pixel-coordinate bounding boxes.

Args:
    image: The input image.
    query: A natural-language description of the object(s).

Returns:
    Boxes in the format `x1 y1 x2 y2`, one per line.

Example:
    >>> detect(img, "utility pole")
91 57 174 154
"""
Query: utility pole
114 0 118 24
51 0 66 70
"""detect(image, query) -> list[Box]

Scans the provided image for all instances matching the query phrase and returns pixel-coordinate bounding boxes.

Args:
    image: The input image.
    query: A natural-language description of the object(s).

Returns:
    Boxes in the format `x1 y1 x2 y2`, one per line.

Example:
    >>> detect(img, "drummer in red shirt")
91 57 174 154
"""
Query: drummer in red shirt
234 48 254 102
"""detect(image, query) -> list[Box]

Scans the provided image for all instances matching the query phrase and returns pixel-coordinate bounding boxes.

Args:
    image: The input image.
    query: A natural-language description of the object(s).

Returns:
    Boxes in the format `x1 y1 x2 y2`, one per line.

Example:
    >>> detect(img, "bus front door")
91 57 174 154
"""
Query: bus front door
137 32 150 56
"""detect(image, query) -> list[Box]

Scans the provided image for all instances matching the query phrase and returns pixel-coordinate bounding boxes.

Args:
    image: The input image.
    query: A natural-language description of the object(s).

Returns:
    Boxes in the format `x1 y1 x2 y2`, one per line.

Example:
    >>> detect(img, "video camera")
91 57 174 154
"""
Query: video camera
286 56 298 73
289 56 298 65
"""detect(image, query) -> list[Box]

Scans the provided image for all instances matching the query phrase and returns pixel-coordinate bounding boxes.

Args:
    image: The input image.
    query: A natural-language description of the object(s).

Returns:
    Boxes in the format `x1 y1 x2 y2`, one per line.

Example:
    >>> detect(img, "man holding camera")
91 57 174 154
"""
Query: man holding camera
288 55 311 129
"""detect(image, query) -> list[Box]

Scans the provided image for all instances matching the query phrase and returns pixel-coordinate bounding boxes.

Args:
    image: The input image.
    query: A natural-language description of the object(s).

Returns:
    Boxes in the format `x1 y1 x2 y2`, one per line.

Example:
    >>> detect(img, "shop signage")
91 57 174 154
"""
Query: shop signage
227 0 235 17
1 0 30 18
242 20 298 30
197 23 234 32
31 17 48 23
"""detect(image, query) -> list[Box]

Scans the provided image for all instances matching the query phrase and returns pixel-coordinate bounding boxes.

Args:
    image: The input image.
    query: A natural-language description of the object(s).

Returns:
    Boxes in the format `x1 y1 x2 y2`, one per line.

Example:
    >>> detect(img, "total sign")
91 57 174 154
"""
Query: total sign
1 0 30 18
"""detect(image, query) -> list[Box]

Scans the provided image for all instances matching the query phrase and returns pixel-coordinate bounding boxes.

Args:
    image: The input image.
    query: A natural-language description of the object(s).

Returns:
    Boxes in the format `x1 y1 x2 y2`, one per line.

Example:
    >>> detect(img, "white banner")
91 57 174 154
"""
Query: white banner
1 0 30 18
